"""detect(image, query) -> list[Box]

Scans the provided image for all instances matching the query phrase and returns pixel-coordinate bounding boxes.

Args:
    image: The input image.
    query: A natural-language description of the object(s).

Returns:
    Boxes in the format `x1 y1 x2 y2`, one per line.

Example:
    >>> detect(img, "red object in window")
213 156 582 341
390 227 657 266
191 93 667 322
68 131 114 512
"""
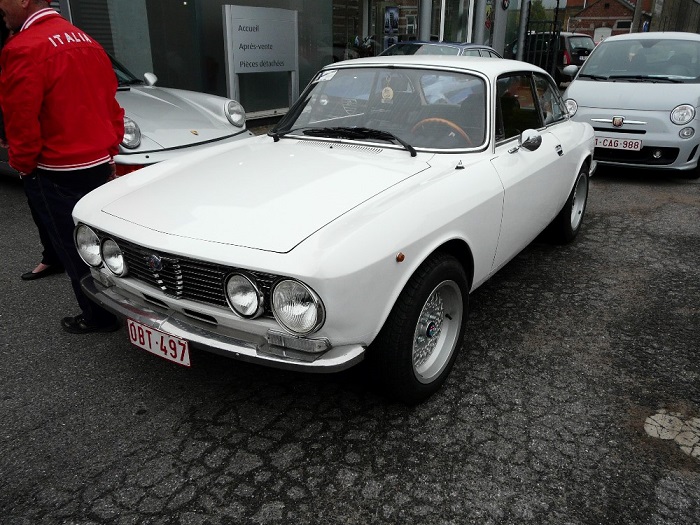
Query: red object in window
115 164 144 177
563 50 571 66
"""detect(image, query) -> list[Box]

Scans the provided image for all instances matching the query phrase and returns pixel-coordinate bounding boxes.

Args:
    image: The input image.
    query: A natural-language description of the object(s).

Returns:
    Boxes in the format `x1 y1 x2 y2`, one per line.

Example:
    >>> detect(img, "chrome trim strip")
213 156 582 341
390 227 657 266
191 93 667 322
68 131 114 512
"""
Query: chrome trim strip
590 118 647 125
81 276 365 373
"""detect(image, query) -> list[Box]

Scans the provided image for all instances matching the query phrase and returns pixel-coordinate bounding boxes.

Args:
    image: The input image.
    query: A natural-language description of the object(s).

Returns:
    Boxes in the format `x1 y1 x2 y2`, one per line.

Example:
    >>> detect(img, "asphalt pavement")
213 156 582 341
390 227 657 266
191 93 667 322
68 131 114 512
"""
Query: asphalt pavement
0 166 698 524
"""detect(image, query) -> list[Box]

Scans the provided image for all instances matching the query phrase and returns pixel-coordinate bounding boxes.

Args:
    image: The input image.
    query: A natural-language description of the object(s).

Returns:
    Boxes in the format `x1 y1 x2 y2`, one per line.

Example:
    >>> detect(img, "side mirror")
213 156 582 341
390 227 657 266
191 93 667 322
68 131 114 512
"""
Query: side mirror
521 129 542 151
562 65 579 78
509 129 542 153
143 72 158 86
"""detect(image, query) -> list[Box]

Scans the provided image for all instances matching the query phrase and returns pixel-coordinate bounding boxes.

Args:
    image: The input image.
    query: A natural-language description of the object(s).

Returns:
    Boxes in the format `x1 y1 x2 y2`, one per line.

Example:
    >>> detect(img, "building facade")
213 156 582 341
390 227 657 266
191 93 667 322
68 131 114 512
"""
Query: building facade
54 0 514 120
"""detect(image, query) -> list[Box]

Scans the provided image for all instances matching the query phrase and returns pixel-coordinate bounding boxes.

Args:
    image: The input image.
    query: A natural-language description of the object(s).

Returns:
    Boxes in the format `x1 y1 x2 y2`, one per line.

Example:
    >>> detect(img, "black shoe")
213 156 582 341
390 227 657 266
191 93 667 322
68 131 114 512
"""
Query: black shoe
61 314 120 334
21 264 65 281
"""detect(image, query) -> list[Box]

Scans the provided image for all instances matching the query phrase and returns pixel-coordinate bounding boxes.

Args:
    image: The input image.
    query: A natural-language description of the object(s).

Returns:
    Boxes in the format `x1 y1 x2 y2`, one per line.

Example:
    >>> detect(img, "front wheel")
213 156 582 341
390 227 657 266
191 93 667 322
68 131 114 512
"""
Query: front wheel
546 163 589 244
368 253 469 404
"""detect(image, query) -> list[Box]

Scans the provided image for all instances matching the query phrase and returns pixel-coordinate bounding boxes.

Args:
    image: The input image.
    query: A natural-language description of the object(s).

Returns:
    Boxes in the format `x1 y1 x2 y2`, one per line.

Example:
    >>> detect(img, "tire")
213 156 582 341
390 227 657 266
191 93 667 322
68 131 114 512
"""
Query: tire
546 163 589 244
368 252 469 404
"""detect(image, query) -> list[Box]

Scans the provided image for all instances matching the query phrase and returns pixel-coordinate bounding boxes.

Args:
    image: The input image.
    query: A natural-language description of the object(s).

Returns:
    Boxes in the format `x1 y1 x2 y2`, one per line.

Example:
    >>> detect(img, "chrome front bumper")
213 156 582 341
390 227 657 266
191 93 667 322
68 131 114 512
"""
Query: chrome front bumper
81 276 365 373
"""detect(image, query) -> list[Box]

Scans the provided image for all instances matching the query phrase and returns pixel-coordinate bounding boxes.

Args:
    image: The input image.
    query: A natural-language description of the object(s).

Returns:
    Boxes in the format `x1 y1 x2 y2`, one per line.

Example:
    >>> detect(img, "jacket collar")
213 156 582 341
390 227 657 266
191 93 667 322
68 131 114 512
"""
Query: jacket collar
20 8 59 32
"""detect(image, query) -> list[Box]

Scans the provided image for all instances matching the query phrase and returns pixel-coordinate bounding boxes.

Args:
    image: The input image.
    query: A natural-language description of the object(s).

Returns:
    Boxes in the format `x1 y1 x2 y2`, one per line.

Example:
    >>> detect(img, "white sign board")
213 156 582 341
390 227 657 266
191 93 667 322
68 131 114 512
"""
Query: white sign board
224 5 298 73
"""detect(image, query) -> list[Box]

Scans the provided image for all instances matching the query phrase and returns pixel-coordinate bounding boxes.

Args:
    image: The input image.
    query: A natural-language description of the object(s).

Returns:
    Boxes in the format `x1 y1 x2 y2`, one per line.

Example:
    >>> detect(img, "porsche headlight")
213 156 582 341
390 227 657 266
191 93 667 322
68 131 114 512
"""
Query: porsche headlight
122 116 141 149
564 98 578 117
271 280 325 335
225 100 246 127
225 273 264 318
74 224 102 267
670 104 695 125
101 239 127 276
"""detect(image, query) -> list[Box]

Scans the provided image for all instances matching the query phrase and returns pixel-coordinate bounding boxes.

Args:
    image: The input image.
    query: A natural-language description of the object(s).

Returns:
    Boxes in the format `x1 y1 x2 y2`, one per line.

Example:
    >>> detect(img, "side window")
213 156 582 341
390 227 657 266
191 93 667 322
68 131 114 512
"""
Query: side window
496 74 541 141
533 73 567 125
462 49 481 57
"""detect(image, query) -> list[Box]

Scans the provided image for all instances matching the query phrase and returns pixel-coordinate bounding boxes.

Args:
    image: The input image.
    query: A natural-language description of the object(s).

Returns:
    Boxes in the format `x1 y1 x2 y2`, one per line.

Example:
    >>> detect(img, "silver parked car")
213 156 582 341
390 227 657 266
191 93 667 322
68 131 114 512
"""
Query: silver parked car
563 32 700 178
0 56 253 177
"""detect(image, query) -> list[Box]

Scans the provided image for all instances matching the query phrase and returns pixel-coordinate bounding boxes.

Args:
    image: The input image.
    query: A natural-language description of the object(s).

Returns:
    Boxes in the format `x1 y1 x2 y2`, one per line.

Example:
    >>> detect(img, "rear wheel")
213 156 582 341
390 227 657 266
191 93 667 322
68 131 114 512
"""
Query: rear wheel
546 163 589 244
369 253 469 404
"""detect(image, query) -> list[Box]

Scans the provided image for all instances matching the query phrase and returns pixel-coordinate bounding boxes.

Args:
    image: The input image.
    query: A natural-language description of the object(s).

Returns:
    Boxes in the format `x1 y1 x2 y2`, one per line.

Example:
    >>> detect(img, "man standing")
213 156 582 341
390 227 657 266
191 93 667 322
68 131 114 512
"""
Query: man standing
0 0 124 333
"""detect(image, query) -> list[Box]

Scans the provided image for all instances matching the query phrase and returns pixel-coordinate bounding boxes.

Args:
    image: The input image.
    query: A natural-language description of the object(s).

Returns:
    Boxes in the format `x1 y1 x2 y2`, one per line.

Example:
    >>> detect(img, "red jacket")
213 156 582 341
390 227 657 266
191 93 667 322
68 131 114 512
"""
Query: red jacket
0 9 124 174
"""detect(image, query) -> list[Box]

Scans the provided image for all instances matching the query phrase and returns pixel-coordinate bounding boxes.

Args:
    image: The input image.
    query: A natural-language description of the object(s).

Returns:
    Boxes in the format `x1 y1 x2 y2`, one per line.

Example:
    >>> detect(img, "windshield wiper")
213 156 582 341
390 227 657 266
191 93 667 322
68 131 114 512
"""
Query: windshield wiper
301 127 417 157
608 75 682 83
577 73 608 81
269 127 316 142
118 79 143 87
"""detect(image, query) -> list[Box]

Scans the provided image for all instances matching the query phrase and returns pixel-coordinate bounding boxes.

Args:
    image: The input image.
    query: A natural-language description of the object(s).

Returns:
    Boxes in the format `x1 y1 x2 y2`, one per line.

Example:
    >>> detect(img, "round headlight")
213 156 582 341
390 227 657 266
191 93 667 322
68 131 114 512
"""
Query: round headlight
271 280 325 335
101 239 127 276
671 104 695 125
225 100 246 127
122 116 141 148
225 274 263 318
75 224 102 267
564 98 578 117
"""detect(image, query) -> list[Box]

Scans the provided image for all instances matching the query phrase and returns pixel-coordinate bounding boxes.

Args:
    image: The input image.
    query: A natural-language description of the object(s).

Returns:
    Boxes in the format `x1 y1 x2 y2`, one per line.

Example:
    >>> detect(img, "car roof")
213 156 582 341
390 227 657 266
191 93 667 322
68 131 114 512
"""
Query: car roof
391 41 494 49
330 55 548 77
602 31 700 42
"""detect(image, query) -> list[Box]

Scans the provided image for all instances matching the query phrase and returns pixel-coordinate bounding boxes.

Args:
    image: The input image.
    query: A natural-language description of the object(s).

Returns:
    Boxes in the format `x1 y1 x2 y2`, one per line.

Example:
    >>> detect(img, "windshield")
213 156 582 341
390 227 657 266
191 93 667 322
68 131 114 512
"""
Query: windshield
111 56 142 87
273 66 487 151
578 38 700 82
569 36 595 52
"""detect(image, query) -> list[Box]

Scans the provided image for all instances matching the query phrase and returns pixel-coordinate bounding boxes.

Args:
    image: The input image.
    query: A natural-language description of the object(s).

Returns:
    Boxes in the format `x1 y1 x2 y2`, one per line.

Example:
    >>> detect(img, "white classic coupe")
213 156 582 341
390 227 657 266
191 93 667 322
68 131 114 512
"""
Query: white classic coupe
73 56 595 403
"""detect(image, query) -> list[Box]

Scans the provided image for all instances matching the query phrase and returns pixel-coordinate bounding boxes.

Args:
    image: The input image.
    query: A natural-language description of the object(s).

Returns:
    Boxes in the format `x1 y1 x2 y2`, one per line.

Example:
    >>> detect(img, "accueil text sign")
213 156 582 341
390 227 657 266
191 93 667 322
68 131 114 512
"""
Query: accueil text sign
224 6 298 74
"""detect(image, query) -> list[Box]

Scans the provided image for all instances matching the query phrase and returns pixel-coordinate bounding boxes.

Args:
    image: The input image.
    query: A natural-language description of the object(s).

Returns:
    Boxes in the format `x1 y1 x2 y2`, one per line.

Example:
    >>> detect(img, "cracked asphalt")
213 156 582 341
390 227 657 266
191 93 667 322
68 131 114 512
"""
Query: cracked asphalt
1 166 698 524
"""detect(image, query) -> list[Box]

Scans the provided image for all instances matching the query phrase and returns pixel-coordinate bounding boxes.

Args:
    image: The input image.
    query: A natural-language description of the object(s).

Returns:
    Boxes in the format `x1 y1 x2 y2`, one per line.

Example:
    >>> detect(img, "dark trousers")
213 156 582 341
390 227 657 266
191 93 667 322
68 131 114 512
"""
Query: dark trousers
22 164 116 325
22 177 62 267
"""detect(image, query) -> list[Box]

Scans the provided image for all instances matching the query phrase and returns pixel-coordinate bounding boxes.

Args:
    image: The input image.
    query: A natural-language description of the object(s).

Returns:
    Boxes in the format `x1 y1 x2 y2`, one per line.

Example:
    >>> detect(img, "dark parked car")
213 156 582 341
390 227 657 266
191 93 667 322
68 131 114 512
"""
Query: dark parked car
380 41 502 58
505 32 595 85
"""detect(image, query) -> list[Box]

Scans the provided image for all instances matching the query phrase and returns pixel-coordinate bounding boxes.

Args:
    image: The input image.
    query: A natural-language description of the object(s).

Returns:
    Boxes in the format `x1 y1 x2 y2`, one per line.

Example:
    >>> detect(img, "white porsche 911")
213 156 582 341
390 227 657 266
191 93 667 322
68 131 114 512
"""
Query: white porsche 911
72 56 595 403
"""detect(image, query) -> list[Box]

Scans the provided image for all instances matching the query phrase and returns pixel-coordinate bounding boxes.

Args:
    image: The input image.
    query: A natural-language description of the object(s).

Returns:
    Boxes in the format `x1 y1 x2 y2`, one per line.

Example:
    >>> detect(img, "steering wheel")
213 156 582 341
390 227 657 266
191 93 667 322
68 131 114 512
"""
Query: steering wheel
411 117 473 147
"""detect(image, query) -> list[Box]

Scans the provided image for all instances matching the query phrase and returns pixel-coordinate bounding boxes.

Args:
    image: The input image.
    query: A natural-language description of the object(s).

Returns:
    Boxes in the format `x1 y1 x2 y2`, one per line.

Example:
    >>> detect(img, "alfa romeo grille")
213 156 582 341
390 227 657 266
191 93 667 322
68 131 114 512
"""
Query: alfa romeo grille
103 234 276 314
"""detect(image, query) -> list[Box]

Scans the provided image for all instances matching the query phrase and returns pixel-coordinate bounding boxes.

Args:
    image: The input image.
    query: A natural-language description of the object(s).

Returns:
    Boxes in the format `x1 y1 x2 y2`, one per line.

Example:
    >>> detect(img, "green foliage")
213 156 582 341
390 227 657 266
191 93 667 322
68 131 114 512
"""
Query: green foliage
529 0 548 22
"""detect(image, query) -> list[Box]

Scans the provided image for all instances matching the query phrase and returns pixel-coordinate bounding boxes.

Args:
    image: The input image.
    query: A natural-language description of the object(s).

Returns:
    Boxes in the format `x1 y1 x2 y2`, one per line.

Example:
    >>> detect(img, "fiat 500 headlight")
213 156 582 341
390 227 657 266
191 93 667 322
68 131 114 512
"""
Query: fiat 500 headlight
101 238 127 276
225 100 246 127
271 279 325 335
564 98 578 117
75 224 102 267
226 273 264 318
670 104 695 125
122 116 141 148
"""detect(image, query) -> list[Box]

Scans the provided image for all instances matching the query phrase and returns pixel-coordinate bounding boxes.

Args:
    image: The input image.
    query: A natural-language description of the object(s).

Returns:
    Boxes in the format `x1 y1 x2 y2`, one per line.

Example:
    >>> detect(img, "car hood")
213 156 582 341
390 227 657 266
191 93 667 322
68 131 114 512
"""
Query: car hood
116 86 235 149
565 80 700 111
100 139 431 253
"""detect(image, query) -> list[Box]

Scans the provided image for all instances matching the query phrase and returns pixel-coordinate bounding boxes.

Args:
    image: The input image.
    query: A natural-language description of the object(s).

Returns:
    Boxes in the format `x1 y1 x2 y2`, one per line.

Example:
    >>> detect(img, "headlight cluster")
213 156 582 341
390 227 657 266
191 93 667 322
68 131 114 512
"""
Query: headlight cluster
670 104 695 125
122 116 141 149
225 100 246 127
564 98 578 117
74 225 128 276
225 273 325 335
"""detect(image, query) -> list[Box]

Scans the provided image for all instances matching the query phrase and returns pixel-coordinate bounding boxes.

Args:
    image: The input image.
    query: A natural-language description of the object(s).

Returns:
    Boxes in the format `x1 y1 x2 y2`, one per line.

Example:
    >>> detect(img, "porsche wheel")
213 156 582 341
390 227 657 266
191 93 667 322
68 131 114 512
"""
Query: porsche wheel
369 253 469 404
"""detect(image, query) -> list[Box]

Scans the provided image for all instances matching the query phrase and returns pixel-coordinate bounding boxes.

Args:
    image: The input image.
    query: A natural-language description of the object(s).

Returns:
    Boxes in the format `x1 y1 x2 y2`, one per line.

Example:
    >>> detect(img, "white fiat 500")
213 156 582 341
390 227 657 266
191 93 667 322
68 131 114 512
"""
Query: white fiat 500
563 32 700 178
73 56 594 403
